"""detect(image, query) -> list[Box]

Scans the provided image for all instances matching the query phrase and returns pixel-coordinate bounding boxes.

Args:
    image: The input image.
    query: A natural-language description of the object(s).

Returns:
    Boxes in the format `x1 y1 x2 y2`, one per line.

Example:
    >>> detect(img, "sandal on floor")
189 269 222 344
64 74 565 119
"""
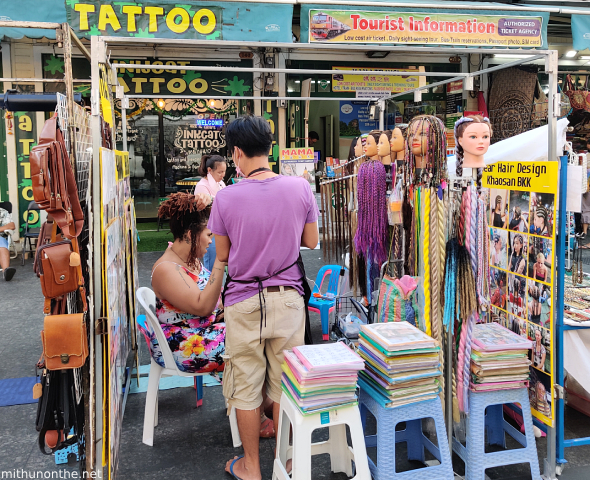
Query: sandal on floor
260 417 275 438
227 455 244 480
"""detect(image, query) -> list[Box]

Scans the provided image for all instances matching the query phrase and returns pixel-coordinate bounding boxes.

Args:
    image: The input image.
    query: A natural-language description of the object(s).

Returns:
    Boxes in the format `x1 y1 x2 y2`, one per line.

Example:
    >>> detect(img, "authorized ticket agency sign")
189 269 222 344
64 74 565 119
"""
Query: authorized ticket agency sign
309 10 544 47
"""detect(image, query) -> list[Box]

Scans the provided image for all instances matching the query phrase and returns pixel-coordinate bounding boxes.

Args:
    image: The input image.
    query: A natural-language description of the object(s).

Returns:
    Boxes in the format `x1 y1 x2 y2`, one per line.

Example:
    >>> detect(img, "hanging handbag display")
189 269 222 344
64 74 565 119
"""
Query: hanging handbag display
565 74 590 112
34 239 80 300
41 313 88 371
30 114 84 239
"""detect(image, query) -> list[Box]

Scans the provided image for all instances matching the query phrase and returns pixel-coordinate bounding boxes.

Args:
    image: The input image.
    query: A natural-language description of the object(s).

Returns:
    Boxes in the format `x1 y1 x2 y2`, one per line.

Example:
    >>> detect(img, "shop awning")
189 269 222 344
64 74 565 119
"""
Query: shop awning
0 0 66 40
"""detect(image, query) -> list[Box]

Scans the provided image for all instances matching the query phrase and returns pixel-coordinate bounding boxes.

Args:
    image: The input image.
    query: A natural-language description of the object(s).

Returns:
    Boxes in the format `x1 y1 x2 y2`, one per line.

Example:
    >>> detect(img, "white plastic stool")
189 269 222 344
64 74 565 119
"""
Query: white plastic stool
273 392 371 480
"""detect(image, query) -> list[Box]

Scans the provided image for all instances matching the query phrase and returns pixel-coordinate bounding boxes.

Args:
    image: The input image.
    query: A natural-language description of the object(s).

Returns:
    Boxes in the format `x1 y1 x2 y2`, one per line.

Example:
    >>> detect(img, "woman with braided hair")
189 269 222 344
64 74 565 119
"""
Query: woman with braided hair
454 115 492 185
149 192 227 374
530 205 549 236
509 233 527 275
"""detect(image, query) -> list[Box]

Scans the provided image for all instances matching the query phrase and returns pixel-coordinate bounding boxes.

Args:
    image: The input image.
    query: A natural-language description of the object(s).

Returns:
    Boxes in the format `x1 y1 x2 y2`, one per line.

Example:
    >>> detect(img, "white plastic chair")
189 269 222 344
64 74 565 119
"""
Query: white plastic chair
136 287 241 448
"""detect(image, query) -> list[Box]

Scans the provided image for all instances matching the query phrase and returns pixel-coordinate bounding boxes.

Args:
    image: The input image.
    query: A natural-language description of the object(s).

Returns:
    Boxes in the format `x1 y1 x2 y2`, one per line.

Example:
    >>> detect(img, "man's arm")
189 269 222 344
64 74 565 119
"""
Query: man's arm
0 222 15 233
301 221 319 249
215 234 231 262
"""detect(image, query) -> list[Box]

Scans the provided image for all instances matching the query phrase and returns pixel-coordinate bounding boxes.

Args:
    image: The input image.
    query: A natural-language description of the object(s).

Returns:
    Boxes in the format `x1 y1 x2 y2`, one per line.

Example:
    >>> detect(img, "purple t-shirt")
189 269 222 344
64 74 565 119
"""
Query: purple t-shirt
208 175 319 306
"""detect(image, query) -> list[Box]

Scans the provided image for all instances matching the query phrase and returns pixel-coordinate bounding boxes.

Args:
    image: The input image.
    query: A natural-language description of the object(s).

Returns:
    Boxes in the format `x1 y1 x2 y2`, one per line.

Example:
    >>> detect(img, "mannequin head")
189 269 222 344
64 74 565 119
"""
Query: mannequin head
354 136 364 158
349 137 359 161
405 115 447 184
390 124 407 162
364 131 381 159
455 115 492 178
378 131 392 165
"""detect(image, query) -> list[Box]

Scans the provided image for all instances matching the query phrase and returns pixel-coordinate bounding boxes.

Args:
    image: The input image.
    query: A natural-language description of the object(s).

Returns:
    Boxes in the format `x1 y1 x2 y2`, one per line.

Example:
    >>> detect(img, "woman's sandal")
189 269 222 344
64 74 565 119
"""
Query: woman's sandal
259 416 275 438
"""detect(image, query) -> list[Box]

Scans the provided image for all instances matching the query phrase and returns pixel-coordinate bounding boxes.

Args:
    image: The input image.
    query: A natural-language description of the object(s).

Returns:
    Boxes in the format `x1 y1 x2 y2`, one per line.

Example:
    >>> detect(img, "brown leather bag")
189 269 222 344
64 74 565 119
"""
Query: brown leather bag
34 240 79 300
30 115 84 239
41 314 88 370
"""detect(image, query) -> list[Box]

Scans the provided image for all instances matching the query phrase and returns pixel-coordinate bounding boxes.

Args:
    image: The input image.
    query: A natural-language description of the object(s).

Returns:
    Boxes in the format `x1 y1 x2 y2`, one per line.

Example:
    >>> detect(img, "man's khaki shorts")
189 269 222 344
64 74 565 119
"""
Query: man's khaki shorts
223 286 305 410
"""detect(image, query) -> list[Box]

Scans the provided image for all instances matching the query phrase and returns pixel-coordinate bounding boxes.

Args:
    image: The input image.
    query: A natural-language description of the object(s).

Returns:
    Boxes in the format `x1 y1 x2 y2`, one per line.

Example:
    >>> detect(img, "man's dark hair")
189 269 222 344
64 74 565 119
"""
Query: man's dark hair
309 131 319 141
226 115 273 158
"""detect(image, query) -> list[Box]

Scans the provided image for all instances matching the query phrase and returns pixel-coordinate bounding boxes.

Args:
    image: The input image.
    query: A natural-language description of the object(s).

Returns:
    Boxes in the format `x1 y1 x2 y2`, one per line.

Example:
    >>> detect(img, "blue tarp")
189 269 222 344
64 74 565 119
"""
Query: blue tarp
0 0 66 40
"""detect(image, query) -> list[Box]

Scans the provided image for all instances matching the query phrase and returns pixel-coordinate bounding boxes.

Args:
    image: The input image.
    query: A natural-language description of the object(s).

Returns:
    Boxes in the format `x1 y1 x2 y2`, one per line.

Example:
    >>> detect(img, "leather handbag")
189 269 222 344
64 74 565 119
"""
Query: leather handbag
30 115 84 239
41 314 88 370
34 240 79 300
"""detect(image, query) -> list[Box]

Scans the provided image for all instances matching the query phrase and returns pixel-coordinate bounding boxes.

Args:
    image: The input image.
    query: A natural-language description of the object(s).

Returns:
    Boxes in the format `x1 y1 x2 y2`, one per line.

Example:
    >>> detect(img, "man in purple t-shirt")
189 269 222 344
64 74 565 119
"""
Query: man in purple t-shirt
209 115 319 480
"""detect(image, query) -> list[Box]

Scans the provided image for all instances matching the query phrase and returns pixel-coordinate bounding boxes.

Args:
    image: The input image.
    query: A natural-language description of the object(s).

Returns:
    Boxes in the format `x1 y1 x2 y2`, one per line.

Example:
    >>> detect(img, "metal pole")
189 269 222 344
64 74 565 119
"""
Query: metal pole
378 99 385 131
62 23 77 173
543 49 559 480
90 35 104 479
158 110 165 198
111 63 469 77
122 99 128 152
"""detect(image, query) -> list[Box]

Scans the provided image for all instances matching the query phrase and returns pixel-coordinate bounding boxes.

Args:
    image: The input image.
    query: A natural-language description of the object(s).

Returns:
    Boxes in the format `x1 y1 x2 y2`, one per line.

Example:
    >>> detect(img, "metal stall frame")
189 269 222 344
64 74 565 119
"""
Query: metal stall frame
0 20 97 474
91 36 561 478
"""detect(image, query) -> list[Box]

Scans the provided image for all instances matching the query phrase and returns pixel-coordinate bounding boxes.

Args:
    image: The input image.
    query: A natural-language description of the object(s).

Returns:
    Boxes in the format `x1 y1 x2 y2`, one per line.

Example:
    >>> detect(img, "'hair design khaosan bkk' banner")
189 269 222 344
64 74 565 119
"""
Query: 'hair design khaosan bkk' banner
65 0 293 42
308 9 546 47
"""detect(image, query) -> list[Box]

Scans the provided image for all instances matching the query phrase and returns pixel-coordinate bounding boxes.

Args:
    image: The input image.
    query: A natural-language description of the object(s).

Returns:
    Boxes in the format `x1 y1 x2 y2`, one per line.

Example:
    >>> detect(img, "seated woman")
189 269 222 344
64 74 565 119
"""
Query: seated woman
150 192 226 374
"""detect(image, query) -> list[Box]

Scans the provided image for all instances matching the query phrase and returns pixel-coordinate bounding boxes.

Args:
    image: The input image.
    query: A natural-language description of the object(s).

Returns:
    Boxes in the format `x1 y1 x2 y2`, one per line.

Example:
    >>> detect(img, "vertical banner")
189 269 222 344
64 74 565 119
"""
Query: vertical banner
483 161 558 425
14 112 37 234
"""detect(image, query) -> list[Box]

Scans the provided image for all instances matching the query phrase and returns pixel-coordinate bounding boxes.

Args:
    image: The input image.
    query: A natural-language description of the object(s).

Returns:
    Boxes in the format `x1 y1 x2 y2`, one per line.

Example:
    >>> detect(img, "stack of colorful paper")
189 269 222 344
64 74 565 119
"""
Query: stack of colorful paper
281 342 365 415
357 321 442 408
470 322 533 392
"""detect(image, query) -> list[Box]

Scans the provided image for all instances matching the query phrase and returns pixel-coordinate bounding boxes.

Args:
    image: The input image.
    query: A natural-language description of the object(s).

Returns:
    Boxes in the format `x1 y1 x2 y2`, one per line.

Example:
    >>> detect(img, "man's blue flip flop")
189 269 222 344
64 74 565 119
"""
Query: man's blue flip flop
228 455 244 480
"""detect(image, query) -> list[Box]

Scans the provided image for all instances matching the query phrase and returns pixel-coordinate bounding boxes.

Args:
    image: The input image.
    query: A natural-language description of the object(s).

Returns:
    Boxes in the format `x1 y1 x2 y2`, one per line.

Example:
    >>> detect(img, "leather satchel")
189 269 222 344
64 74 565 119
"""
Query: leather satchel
34 240 79 300
30 115 84 239
41 314 88 370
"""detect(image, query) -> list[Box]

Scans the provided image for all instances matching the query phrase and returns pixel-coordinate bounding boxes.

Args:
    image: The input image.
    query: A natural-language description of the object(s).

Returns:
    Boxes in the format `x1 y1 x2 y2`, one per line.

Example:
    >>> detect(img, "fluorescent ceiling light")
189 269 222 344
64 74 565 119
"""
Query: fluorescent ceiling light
494 54 534 59
578 56 590 60
566 50 578 58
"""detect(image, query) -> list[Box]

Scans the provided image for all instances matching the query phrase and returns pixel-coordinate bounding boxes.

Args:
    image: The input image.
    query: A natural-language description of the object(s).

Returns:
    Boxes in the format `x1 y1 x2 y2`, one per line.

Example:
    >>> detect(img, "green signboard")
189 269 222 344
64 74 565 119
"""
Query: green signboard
65 0 294 42
14 112 39 234
116 59 252 97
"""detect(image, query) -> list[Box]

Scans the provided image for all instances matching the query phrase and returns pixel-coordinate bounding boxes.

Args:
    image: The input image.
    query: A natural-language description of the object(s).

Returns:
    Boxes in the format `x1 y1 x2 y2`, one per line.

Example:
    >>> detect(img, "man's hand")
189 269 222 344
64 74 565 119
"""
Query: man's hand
194 192 213 211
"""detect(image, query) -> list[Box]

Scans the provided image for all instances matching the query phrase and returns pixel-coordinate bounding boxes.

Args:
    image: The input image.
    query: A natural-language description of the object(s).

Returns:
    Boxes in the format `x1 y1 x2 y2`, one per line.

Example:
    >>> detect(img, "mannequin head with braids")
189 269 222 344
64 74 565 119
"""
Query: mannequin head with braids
158 192 212 270
377 130 392 166
405 115 447 185
455 115 492 183
364 130 382 160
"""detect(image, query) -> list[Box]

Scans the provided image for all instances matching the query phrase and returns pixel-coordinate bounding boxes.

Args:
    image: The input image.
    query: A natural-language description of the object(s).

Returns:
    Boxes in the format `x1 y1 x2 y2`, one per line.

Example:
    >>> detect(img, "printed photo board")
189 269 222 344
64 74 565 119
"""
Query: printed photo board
483 161 558 426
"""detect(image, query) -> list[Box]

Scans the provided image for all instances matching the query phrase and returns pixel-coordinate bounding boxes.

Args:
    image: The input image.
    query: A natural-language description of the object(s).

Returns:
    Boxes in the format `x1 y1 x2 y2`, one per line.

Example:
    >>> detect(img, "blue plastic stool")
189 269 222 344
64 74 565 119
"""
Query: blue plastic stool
452 388 541 480
359 389 454 480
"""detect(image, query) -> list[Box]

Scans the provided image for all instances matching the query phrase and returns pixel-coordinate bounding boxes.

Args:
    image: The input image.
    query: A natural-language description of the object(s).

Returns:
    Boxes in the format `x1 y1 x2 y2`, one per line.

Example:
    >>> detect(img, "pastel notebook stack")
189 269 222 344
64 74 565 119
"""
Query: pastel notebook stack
470 322 533 392
357 321 442 408
281 342 365 415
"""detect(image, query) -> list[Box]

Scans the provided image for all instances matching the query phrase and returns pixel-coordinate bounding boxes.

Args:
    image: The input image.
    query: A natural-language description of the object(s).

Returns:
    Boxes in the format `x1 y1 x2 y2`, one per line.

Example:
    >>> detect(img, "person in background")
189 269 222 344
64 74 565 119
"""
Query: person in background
194 155 227 271
210 116 319 480
0 204 16 281
308 131 319 146
492 195 508 228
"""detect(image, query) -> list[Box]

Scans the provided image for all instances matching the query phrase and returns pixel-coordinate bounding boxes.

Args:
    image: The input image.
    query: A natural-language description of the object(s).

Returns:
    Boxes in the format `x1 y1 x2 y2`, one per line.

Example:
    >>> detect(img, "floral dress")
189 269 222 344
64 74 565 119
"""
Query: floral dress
142 263 225 374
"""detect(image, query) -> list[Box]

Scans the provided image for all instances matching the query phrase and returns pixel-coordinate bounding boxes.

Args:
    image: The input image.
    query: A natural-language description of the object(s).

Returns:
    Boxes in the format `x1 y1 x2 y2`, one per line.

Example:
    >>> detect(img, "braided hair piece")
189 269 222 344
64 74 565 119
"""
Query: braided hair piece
354 160 388 265
405 115 448 186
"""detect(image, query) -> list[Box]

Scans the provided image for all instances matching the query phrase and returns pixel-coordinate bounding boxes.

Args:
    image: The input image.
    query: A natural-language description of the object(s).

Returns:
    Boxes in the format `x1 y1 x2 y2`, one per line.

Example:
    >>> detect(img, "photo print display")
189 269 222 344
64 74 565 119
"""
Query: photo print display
489 188 509 229
508 190 531 232
508 232 528 276
529 192 555 238
528 236 552 284
490 228 508 270
507 273 527 319
527 279 551 328
490 268 507 310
